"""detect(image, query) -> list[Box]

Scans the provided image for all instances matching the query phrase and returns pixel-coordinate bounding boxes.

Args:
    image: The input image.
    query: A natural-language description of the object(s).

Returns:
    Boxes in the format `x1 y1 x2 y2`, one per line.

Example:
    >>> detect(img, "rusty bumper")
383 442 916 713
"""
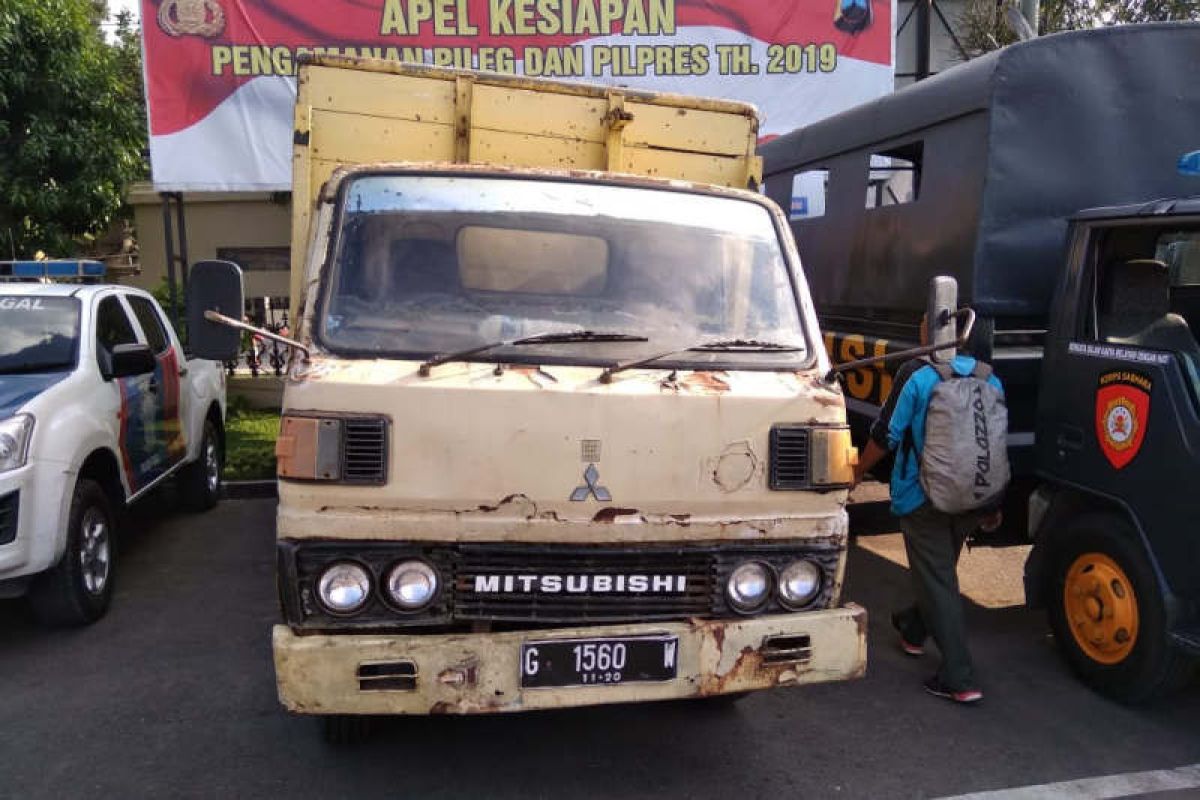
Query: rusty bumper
273 604 867 715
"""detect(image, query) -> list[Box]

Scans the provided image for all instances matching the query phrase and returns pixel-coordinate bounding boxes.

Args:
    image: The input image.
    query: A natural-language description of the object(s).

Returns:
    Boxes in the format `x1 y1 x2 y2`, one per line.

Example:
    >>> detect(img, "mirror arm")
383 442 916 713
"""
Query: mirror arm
203 310 311 361
823 308 976 383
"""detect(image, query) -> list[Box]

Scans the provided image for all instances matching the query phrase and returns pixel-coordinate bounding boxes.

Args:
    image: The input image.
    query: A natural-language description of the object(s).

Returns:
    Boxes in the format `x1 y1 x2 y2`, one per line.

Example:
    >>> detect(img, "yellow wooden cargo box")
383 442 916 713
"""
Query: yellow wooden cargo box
290 55 764 307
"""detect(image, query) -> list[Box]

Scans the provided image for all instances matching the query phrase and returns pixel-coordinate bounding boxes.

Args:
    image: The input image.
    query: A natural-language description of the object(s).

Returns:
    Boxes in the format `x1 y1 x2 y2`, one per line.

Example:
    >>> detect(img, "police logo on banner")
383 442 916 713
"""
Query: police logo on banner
1095 371 1152 469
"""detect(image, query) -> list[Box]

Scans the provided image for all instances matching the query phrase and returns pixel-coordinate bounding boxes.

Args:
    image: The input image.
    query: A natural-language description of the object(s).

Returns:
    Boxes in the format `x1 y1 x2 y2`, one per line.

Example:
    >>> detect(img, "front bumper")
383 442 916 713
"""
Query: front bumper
274 604 867 715
0 460 73 583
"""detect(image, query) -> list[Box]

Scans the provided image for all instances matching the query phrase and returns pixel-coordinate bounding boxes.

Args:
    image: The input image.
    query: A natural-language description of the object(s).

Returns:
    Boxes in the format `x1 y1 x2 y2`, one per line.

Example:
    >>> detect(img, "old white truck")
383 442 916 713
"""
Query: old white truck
189 57 864 743
0 261 226 626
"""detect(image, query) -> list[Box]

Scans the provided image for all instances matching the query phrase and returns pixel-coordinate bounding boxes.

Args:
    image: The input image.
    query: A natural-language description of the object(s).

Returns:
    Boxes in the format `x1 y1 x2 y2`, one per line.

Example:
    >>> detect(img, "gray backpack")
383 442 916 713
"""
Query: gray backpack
919 361 1011 514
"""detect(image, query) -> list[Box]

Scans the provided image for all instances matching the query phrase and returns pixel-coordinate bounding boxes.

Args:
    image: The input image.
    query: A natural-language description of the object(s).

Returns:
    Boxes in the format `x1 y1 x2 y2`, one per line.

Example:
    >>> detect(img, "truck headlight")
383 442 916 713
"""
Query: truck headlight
0 414 34 474
778 560 822 608
385 560 439 611
317 562 372 614
726 561 772 613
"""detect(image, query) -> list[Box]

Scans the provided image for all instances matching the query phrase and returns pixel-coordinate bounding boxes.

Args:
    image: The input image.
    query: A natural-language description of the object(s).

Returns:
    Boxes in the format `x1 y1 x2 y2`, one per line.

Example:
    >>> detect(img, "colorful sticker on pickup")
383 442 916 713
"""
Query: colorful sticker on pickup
1095 371 1151 469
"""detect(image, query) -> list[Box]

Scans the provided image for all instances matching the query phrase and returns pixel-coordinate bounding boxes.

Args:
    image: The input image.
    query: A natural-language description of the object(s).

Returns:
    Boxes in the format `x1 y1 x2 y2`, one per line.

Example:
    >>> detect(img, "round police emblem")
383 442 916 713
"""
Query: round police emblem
1103 397 1137 451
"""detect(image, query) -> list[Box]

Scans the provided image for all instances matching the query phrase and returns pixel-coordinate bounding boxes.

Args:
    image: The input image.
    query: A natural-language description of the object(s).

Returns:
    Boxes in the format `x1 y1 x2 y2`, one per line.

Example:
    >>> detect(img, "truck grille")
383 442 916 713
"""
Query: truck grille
769 425 811 490
342 417 387 483
279 541 843 632
0 491 17 545
454 545 715 623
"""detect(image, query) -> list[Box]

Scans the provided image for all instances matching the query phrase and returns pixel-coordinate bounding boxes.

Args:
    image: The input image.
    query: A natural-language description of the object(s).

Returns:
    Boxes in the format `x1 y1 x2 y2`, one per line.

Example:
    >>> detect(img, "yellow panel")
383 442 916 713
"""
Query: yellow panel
472 84 608 144
470 130 606 172
306 66 457 124
311 109 456 166
622 148 749 188
624 102 753 157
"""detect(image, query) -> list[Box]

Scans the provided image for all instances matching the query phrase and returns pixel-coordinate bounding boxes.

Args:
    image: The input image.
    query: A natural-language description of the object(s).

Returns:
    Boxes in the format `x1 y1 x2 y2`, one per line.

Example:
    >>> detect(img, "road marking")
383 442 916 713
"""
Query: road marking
937 763 1200 799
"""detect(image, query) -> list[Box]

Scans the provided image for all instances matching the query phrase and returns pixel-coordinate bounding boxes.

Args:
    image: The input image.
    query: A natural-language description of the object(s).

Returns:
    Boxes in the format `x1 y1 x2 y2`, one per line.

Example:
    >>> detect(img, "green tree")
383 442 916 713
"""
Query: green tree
958 0 1200 60
0 0 146 258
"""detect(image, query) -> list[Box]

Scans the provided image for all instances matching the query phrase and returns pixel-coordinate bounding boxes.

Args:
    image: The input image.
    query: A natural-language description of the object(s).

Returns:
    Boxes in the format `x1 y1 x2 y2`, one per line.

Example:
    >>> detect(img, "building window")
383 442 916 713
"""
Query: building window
790 169 830 220
866 142 923 209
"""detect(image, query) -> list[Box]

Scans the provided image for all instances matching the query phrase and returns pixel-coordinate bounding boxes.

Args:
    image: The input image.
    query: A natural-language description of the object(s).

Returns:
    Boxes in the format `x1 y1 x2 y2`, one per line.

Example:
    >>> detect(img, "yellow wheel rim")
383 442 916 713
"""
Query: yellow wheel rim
1063 552 1139 665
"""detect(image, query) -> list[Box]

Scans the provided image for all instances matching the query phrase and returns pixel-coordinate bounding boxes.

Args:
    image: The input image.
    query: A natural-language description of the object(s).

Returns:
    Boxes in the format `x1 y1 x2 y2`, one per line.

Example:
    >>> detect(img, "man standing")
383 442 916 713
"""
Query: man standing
852 317 1004 704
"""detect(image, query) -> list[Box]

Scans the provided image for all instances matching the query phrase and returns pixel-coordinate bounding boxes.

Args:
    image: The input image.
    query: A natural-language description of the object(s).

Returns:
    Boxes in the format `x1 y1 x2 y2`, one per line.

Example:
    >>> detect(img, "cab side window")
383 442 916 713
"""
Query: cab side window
95 296 138 375
127 295 170 354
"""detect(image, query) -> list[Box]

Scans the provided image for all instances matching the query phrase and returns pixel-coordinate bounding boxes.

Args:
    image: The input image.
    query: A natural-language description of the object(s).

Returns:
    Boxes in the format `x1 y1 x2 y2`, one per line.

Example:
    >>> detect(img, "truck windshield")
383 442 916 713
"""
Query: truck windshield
320 175 809 369
0 295 80 374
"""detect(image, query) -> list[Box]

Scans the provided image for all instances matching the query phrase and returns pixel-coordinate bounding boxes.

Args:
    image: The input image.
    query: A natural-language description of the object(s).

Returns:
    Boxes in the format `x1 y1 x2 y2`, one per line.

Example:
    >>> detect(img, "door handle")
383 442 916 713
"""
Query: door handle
1056 425 1084 451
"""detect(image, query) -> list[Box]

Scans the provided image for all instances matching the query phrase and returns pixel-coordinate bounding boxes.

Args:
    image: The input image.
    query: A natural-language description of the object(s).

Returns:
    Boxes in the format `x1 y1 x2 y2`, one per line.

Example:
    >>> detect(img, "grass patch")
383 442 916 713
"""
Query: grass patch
224 407 280 481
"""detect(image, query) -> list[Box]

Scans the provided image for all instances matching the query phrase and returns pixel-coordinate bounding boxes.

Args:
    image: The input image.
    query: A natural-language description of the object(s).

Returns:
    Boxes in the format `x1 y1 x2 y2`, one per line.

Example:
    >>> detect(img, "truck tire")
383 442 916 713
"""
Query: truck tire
1047 514 1195 703
29 479 116 627
179 419 222 512
321 715 373 745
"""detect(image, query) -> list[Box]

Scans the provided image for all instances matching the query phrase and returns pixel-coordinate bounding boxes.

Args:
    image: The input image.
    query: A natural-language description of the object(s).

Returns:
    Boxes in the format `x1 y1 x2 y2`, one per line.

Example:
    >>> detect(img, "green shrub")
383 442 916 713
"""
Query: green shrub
224 409 279 481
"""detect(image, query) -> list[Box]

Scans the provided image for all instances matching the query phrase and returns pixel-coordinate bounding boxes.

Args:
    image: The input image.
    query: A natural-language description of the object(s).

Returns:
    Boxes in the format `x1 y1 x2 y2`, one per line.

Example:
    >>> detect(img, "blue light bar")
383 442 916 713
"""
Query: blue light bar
1178 150 1200 177
0 260 106 281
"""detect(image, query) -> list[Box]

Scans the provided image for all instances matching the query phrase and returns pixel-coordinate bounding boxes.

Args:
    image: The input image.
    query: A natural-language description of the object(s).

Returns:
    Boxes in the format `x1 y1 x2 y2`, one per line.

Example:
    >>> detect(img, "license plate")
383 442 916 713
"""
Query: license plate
520 634 679 689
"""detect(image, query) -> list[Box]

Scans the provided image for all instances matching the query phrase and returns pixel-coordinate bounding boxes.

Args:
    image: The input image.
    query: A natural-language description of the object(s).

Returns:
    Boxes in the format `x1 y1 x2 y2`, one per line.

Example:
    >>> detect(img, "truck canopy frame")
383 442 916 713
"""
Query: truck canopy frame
761 23 1200 337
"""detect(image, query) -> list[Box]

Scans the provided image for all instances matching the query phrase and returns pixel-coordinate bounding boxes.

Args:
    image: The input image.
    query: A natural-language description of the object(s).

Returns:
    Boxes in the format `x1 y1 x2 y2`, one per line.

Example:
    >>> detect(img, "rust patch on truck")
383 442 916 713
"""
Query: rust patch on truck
592 507 640 523
680 371 730 393
710 441 759 492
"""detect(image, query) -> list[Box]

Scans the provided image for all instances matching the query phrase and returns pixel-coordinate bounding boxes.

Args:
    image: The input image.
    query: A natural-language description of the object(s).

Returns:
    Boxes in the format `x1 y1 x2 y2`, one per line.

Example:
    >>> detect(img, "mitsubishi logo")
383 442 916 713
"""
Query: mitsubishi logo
570 463 611 502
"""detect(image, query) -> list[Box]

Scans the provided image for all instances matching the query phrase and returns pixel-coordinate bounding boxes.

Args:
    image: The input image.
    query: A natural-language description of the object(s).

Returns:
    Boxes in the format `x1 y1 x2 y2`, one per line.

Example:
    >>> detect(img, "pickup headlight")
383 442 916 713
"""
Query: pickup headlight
0 414 34 473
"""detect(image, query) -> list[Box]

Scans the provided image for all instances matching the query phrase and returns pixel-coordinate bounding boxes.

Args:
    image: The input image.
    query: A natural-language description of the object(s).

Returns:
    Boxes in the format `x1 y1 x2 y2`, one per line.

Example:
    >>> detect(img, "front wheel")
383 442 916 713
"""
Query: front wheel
179 419 222 512
1047 515 1194 703
28 479 117 626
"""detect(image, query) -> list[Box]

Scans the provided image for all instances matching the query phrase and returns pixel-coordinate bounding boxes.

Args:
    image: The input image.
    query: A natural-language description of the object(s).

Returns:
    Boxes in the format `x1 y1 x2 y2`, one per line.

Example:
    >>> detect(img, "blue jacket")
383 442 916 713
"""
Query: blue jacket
869 356 1005 516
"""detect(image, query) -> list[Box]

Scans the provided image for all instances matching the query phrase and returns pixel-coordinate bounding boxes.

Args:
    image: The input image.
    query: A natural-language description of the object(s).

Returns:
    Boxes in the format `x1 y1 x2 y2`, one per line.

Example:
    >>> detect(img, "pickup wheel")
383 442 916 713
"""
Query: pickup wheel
29 479 116 626
1047 515 1195 703
321 715 373 745
179 419 222 512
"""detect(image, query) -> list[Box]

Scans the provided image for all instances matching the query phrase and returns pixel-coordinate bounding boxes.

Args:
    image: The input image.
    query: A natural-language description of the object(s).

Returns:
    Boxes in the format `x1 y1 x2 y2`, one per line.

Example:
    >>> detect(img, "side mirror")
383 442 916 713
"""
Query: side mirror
188 260 244 361
926 276 959 363
109 343 157 379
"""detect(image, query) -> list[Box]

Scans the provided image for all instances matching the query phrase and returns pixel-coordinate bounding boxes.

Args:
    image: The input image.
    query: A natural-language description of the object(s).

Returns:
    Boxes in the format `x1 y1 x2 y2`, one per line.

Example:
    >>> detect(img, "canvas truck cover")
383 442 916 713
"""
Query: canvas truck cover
759 23 1200 328
291 55 763 305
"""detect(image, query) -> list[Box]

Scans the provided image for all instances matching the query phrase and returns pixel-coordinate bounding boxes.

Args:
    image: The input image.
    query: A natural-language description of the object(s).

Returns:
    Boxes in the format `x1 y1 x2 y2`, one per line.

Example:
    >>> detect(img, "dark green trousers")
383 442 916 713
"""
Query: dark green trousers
896 503 981 691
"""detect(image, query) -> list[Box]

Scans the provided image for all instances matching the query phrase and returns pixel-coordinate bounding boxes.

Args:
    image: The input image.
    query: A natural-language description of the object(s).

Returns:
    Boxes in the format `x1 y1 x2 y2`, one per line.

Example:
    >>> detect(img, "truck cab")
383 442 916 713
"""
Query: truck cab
191 58 865 742
1027 200 1200 700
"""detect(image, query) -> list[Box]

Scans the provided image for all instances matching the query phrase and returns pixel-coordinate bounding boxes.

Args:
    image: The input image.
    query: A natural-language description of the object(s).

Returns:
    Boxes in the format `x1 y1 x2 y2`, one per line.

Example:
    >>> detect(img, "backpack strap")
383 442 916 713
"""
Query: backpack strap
971 362 993 380
927 361 955 381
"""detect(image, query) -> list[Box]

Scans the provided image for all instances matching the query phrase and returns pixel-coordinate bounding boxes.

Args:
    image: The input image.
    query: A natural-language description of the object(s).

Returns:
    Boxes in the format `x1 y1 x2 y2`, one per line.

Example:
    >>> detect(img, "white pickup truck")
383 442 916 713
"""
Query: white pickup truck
0 261 226 625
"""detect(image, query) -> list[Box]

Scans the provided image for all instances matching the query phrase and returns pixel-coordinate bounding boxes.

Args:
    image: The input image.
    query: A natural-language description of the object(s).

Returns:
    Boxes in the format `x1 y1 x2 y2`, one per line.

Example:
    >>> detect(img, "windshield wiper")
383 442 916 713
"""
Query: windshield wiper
418 330 648 376
599 339 804 384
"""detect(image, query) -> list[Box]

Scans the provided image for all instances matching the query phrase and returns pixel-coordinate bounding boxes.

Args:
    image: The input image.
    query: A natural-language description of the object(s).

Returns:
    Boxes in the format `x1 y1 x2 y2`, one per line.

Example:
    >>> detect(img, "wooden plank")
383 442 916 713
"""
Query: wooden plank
622 148 750 188
306 65 457 124
472 84 608 144
623 101 754 157
469 129 606 172
310 109 456 166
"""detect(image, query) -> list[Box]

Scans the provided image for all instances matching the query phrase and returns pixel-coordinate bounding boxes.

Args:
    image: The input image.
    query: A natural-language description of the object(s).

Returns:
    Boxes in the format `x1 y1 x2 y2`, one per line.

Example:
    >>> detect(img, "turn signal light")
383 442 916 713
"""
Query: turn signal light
810 427 857 488
275 415 343 480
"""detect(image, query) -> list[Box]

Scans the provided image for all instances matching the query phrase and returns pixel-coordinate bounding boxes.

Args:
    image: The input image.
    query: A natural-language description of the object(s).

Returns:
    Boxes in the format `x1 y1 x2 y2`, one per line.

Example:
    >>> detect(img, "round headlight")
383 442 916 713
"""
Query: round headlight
778 560 822 608
726 561 772 612
386 560 439 611
317 562 372 614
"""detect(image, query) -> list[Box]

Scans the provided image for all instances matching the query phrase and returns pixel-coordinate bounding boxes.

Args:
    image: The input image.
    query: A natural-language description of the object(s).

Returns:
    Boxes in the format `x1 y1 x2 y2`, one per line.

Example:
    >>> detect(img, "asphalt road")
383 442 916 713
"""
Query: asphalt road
2 495 1198 799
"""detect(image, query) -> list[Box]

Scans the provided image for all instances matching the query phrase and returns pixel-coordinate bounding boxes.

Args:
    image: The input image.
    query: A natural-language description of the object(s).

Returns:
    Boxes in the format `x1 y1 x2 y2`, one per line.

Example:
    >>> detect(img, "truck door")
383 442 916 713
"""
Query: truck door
1039 221 1200 607
95 294 171 494
125 294 188 471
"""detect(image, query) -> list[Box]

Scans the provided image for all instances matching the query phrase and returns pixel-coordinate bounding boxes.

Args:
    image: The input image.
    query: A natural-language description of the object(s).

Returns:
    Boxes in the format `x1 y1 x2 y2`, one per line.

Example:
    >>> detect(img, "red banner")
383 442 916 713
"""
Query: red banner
142 0 895 190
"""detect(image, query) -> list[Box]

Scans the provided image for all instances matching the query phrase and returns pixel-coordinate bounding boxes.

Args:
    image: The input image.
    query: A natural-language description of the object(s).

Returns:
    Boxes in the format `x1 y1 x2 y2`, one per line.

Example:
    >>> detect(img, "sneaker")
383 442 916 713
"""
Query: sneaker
891 611 925 657
924 676 983 704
